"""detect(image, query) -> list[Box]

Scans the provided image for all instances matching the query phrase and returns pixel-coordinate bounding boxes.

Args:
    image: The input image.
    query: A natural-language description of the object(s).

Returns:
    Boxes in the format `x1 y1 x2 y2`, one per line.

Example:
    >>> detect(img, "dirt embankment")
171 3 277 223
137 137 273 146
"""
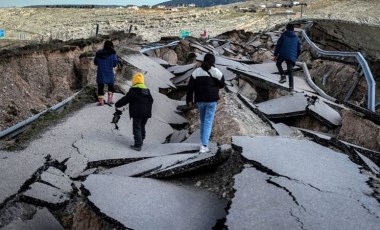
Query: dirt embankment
0 46 94 130
0 34 141 131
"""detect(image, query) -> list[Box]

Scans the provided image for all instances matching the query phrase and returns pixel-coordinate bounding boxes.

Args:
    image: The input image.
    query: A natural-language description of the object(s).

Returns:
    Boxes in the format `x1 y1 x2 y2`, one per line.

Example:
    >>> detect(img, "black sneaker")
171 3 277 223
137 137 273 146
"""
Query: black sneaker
130 145 141 151
279 76 287 84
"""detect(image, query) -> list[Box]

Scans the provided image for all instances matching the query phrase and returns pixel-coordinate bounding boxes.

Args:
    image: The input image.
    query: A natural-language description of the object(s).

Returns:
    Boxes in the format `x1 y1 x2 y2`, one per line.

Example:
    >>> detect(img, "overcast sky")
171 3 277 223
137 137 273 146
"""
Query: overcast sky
0 0 165 7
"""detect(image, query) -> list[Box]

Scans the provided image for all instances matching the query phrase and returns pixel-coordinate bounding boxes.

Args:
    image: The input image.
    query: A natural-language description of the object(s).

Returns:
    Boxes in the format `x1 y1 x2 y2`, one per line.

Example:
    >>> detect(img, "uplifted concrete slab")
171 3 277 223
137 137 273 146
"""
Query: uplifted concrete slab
39 167 73 193
148 142 218 178
83 175 227 230
183 129 201 143
3 207 64 230
295 127 333 142
74 137 200 165
230 136 380 230
196 54 246 69
171 69 193 85
271 122 296 136
256 93 308 118
22 182 69 207
307 99 342 127
190 42 217 55
167 63 196 75
149 57 172 67
149 90 188 125
101 153 199 177
119 50 175 89
216 65 237 81
168 130 188 143
227 63 315 93
356 150 380 174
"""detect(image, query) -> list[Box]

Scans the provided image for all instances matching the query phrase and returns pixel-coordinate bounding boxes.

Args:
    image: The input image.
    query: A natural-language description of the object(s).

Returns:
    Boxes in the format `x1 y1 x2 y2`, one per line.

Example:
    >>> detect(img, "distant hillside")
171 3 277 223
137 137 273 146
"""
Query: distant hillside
159 0 249 7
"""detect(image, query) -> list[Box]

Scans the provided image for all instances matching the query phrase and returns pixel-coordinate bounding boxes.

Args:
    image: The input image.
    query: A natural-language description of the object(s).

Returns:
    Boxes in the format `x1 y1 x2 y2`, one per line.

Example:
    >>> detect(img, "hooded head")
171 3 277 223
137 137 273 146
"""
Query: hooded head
286 23 295 31
104 40 114 50
201 53 215 71
132 72 145 86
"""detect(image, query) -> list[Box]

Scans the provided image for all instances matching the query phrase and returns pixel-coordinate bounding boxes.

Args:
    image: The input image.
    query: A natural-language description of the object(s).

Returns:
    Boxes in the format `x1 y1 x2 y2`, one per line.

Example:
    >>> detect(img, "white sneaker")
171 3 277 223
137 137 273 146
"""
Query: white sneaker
199 145 210 153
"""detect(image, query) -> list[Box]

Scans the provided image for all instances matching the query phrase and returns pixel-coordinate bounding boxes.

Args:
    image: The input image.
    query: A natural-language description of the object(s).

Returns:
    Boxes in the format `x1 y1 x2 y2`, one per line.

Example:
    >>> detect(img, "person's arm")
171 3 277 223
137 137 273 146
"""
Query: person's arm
115 91 132 108
112 54 118 67
217 75 225 89
186 75 195 106
274 34 284 57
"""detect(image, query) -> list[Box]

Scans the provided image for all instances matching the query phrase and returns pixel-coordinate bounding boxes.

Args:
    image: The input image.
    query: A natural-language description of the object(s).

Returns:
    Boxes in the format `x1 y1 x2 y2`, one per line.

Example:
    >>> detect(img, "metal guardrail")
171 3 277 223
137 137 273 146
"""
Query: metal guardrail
0 91 82 138
301 30 377 111
297 61 338 102
140 40 180 53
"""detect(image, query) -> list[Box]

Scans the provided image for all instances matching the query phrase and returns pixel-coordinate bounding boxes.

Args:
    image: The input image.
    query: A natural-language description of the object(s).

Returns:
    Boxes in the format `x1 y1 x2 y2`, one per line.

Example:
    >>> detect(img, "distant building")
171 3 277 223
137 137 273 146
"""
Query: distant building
140 5 152 9
126 5 139 10
188 4 196 7
157 5 166 9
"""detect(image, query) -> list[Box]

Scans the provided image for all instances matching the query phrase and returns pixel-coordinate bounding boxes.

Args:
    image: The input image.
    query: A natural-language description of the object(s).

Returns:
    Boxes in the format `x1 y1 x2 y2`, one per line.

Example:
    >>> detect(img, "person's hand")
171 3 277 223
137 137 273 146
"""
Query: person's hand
111 109 122 124
188 101 194 107
272 56 278 61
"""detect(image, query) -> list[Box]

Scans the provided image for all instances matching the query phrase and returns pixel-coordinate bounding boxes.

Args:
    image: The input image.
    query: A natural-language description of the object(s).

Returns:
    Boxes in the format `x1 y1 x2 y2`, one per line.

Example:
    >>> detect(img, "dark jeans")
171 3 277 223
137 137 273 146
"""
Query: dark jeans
132 117 148 147
98 83 114 96
276 57 295 89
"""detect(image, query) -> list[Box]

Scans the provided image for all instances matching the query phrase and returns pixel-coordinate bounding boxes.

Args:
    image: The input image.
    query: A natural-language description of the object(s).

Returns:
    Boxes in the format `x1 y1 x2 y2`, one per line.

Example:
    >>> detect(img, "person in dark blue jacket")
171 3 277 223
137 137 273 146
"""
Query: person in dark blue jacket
94 40 118 106
273 23 301 92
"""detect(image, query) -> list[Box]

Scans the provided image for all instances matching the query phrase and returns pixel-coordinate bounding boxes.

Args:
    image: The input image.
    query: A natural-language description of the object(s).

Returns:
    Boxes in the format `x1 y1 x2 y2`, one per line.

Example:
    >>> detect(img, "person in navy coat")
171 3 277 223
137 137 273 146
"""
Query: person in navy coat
273 23 302 92
94 40 118 105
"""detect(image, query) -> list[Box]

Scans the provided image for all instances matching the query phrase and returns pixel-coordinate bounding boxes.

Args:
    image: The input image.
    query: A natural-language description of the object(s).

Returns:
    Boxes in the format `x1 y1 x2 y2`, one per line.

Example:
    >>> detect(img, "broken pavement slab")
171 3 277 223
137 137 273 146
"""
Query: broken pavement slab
227 167 380 230
2 207 64 230
39 167 73 193
83 175 227 230
22 182 70 207
118 50 175 89
73 137 200 166
100 153 199 177
166 63 196 75
295 127 380 165
147 142 219 178
227 63 315 93
0 151 46 207
307 99 342 127
256 93 308 118
168 130 188 143
356 150 380 174
229 136 380 230
231 136 375 193
270 122 297 136
182 129 200 143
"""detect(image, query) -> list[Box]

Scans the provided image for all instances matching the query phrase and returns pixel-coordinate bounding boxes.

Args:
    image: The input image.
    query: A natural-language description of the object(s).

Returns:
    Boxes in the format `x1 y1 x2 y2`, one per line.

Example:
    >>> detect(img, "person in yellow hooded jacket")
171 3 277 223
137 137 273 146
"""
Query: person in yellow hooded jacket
114 73 154 151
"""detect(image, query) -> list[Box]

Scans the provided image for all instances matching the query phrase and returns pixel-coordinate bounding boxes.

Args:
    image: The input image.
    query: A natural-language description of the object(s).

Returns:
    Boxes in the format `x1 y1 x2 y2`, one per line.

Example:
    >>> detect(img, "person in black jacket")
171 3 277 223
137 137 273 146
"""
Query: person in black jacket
186 53 225 153
273 23 301 92
114 73 154 151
